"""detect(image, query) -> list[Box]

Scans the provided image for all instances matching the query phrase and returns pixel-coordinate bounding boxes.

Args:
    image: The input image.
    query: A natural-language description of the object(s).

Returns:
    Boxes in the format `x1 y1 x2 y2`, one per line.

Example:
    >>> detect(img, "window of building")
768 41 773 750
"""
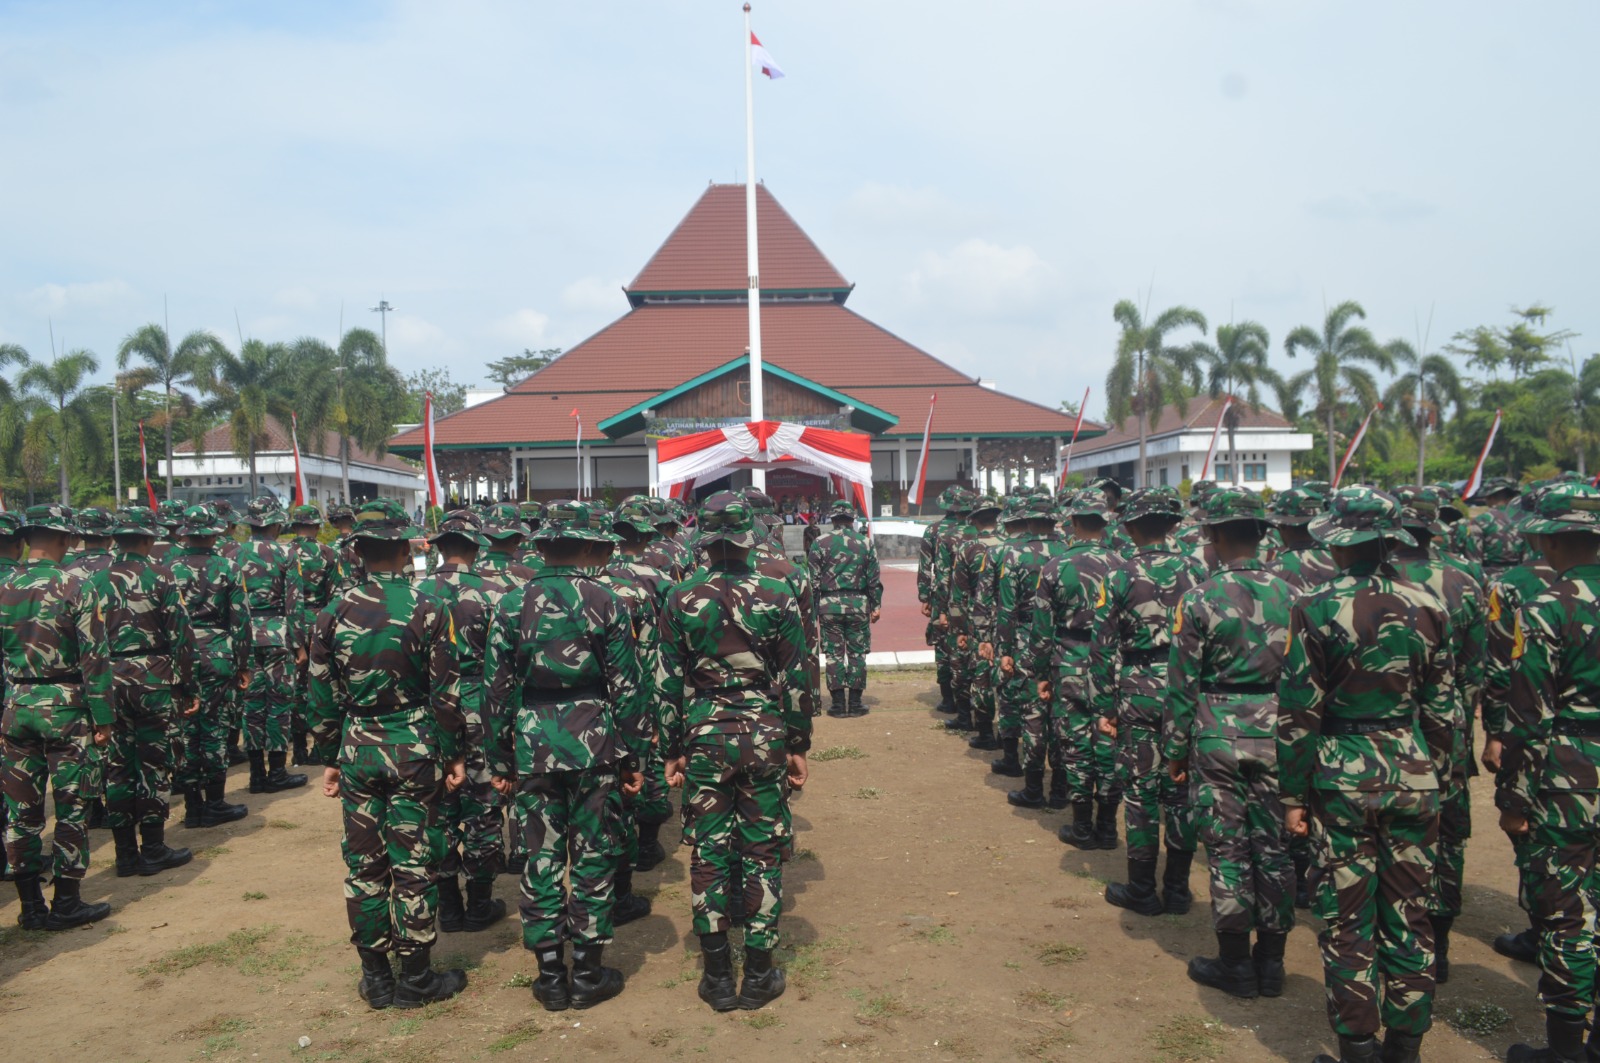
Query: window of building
1244 463 1267 482
1214 463 1232 482
1159 466 1169 486
1181 463 1189 481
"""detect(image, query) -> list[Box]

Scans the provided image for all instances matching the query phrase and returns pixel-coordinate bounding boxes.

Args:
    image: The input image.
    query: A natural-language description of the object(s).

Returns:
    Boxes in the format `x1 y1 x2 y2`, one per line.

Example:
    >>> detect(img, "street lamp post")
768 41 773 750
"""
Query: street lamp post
369 299 394 357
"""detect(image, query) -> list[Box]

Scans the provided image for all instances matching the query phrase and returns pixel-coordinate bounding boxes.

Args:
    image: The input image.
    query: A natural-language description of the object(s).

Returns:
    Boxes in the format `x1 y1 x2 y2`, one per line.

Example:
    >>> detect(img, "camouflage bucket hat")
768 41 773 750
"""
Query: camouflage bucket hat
1121 486 1184 523
75 506 117 538
157 498 187 529
1198 487 1266 526
1471 476 1521 503
518 500 545 528
211 498 236 521
1520 482 1600 536
741 487 776 514
1002 492 1054 522
1299 480 1332 499
967 493 1002 519
1066 486 1113 520
942 486 977 515
612 499 658 537
1267 487 1324 526
533 499 620 543
480 501 530 541
1189 480 1219 505
1087 476 1124 502
287 503 324 527
242 495 287 528
695 490 757 548
829 498 859 520
180 504 228 537
429 508 484 546
20 503 75 533
0 511 22 538
649 497 681 527
326 503 354 524
351 497 418 541
1394 486 1444 535
1308 487 1417 548
113 506 160 537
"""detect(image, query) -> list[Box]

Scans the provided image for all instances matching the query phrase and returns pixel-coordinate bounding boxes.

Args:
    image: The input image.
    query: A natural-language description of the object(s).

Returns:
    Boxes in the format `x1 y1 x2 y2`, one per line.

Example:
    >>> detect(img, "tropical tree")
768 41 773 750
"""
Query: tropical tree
1283 301 1398 481
1193 321 1281 485
1382 343 1466 486
1105 300 1207 487
0 343 32 487
196 339 294 493
289 328 407 503
18 350 103 503
485 348 561 391
117 323 228 499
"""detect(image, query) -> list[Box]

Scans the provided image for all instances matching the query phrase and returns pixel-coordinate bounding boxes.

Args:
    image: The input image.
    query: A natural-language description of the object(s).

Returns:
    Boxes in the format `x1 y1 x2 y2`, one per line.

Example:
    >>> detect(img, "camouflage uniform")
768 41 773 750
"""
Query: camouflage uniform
807 499 882 715
289 505 339 763
642 498 694 583
930 490 978 719
308 498 469 1010
0 515 18 880
62 506 117 821
919 487 973 709
1473 479 1529 577
1162 490 1295 999
235 498 306 792
1279 489 1456 1060
993 493 1071 793
1266 488 1341 594
943 499 1004 738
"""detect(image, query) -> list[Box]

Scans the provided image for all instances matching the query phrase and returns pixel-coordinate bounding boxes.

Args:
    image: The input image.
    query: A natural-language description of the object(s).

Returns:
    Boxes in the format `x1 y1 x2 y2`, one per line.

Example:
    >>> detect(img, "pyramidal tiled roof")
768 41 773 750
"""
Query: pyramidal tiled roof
1073 395 1293 455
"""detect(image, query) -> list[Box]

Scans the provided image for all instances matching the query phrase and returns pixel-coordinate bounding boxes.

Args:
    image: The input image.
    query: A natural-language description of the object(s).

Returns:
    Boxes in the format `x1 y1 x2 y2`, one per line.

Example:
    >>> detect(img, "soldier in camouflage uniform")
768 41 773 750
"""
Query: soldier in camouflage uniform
643 497 694 583
2 504 115 930
1279 488 1456 1063
659 491 810 1012
288 504 338 766
1094 486 1208 917
1267 488 1340 594
236 497 308 794
943 496 1003 739
920 486 971 712
1499 483 1600 1063
928 487 977 720
0 512 19 881
1435 490 1481 565
1472 477 1528 577
744 488 821 720
153 498 187 565
64 505 118 829
309 497 469 1011
167 505 251 830
486 499 647 1012
327 504 365 597
476 502 540 587
1162 489 1296 1000
90 506 199 879
807 499 882 717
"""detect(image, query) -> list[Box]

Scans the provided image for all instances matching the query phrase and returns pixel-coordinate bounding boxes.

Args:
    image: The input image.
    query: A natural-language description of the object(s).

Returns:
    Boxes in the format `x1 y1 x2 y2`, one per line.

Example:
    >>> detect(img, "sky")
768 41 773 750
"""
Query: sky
2 0 1596 421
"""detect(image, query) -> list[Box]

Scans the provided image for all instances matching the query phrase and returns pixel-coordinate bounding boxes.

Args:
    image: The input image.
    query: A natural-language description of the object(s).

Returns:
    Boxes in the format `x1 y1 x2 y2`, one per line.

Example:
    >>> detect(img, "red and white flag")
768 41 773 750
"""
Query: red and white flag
908 393 937 508
139 420 159 510
422 393 445 510
1463 408 1503 502
1333 404 1382 490
750 32 785 79
1199 397 1233 481
572 407 584 498
1056 387 1091 488
289 413 310 508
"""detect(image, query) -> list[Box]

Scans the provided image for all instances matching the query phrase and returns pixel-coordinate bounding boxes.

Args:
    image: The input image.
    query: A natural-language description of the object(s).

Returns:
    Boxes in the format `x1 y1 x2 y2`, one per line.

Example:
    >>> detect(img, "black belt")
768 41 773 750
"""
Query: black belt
1322 714 1413 737
346 700 422 719
1202 682 1276 697
251 608 284 617
524 683 605 705
1062 628 1092 642
1553 718 1600 738
11 674 83 686
691 685 761 696
1124 647 1168 665
819 588 865 596
111 649 167 660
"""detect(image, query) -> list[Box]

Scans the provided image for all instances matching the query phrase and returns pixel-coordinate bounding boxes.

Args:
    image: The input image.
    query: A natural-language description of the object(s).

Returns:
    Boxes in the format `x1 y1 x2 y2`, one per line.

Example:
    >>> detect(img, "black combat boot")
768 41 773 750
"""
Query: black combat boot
291 730 310 766
357 947 396 1009
1495 924 1540 965
1046 770 1070 810
1380 1030 1428 1063
13 875 48 930
1007 768 1046 809
261 751 308 792
634 820 667 872
85 797 108 830
532 943 570 1011
1429 914 1453 985
969 720 1001 752
827 688 848 718
847 688 867 717
612 864 651 927
1058 801 1095 848
137 821 193 876
44 876 111 930
392 945 468 1008
247 750 268 794
569 943 624 1009
436 874 466 933
944 700 974 732
988 735 1023 774
226 734 248 766
464 879 508 931
1292 846 1313 909
183 788 205 829
697 932 738 1012
737 945 786 1010
112 825 142 878
1312 1035 1380 1063
1253 930 1287 998
1186 931 1258 999
936 679 955 713
202 774 248 826
1104 858 1164 916
1093 798 1121 850
1162 849 1195 915
1508 1013 1588 1063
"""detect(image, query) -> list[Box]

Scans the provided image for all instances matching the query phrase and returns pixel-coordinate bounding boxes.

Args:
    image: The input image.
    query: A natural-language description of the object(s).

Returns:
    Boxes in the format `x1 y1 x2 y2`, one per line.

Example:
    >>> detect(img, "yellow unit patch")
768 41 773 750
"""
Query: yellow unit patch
1511 617 1525 660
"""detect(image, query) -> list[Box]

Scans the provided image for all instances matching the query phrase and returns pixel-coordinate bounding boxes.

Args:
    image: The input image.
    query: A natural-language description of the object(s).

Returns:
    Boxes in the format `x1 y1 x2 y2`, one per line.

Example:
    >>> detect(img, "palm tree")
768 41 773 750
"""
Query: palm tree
1193 321 1282 485
290 328 406 503
1541 353 1600 478
1382 343 1465 486
196 339 294 494
0 343 32 487
18 350 103 504
117 323 227 499
1283 301 1398 481
1106 300 1208 487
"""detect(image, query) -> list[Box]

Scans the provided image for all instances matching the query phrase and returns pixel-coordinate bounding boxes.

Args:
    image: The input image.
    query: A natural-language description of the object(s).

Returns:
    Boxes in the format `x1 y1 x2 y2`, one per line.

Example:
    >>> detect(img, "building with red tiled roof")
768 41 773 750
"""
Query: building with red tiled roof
389 183 1098 510
1066 395 1312 492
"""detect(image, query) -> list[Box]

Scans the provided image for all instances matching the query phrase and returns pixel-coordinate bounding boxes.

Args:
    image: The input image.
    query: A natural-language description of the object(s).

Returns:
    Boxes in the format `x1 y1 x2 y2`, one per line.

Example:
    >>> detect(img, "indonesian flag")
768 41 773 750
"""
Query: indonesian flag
289 413 310 507
572 406 584 498
1056 387 1091 488
139 420 159 510
1199 397 1233 481
908 393 936 508
422 392 445 510
1463 409 1503 502
1333 404 1382 490
751 32 785 79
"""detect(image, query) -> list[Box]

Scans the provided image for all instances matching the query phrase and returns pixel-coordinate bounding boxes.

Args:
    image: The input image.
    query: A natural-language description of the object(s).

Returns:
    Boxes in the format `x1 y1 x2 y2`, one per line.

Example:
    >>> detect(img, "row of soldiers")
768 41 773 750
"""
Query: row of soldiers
915 470 1600 1063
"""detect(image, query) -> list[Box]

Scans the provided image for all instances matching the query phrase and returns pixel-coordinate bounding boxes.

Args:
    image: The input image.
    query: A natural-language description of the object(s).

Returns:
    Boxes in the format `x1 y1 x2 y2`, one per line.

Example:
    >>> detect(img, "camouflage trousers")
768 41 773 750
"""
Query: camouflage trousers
1428 777 1471 920
1309 788 1439 1038
1058 698 1119 803
106 688 177 829
438 743 503 885
1019 693 1063 773
820 612 870 692
1119 723 1198 861
339 751 446 955
966 651 995 728
514 767 623 949
1526 791 1600 1018
242 650 293 754
174 671 235 792
995 672 1028 739
2 707 93 880
1192 736 1295 935
931 614 950 686
684 730 792 951
945 624 969 703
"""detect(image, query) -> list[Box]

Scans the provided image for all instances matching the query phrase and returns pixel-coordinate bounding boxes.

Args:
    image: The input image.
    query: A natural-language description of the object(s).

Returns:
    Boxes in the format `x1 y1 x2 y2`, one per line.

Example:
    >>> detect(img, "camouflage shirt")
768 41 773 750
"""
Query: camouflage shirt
87 551 197 701
291 535 340 653
1393 543 1486 776
0 560 113 727
1091 543 1208 727
1481 561 1558 735
1443 517 1483 565
994 532 1071 675
641 535 694 585
475 549 541 589
806 525 883 616
1027 538 1116 699
63 547 115 585
235 536 300 656
946 529 1005 642
1474 505 1528 572
601 555 673 712
918 515 962 609
168 544 253 678
1267 543 1340 595
416 562 512 749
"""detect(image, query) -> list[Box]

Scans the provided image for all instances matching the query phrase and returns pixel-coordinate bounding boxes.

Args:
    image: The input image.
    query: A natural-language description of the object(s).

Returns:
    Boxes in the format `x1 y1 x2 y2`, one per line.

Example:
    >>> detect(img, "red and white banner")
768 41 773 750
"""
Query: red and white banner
1056 387 1091 488
422 393 445 510
139 420 159 510
1332 404 1382 491
289 413 310 507
908 393 937 508
571 406 584 499
750 31 785 79
1199 397 1233 481
1463 408 1503 502
657 421 873 514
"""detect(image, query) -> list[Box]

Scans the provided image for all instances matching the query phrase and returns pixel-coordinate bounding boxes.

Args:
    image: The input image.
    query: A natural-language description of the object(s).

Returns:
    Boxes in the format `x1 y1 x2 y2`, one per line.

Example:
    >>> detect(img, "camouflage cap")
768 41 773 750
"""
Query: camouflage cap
1267 487 1325 526
942 486 977 515
517 500 545 528
1519 482 1600 536
157 498 187 529
1087 476 1124 501
1001 492 1055 523
533 499 620 543
429 508 484 547
350 497 418 541
741 487 776 514
326 503 355 524
1472 476 1521 502
480 501 530 541
211 498 236 521
1299 480 1332 499
936 485 965 511
180 504 228 537
967 493 1002 519
1121 486 1184 523
287 503 323 526
242 495 287 527
612 499 658 537
113 506 159 537
75 506 117 538
828 498 859 520
1393 486 1445 535
20 503 75 533
1189 480 1219 505
0 511 22 538
1198 487 1267 525
650 497 682 527
1308 487 1417 548
695 490 757 548
1065 486 1114 520
1433 484 1468 521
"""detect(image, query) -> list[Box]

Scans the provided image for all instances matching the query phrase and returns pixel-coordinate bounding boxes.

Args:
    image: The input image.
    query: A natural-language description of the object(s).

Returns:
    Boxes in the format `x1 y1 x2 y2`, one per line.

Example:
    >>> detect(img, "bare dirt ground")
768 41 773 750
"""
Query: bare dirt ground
1 668 1543 1062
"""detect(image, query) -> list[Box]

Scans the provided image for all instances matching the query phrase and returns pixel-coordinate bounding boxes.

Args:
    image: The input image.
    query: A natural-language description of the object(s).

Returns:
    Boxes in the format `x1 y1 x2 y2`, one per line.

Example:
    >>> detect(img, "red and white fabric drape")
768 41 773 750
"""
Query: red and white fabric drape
656 420 873 510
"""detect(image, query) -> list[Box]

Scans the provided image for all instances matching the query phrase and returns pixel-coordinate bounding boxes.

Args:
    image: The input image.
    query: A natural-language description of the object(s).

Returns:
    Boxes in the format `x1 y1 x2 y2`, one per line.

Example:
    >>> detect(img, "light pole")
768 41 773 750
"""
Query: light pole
369 299 394 357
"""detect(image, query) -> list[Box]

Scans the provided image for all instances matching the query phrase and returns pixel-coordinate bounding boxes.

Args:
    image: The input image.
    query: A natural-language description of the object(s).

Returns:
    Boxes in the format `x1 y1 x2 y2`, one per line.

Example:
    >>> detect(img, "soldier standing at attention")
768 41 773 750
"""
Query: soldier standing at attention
1163 489 1295 1000
1266 488 1340 594
643 498 694 583
167 505 251 830
327 504 364 597
308 497 469 1011
476 502 539 587
1500 483 1600 1063
64 506 118 830
2 505 114 929
944 498 1005 743
1279 488 1456 1063
1093 486 1207 917
92 506 200 879
807 499 883 718
236 497 308 794
659 491 810 1012
288 505 338 767
0 512 20 881
1473 477 1529 578
920 486 969 713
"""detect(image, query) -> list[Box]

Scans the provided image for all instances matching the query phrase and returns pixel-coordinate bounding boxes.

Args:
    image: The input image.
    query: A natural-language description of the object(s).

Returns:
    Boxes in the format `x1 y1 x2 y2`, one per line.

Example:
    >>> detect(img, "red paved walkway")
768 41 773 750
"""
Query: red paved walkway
872 562 931 655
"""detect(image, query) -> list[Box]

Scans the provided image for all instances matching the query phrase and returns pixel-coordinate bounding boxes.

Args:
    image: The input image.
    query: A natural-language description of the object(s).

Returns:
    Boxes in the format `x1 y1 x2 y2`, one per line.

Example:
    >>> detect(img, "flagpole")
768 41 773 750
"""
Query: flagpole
744 2 766 491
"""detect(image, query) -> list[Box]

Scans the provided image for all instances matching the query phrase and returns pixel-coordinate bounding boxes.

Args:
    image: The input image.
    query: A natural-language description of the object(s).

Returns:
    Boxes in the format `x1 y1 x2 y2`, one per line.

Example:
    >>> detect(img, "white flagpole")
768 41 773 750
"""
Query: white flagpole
744 2 766 491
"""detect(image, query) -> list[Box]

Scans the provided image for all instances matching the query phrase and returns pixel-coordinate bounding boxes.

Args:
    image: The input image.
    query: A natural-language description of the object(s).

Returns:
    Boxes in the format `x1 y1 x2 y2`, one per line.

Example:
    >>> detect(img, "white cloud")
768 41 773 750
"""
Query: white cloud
843 182 961 227
485 309 551 347
560 278 626 314
21 279 134 316
904 240 1056 318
